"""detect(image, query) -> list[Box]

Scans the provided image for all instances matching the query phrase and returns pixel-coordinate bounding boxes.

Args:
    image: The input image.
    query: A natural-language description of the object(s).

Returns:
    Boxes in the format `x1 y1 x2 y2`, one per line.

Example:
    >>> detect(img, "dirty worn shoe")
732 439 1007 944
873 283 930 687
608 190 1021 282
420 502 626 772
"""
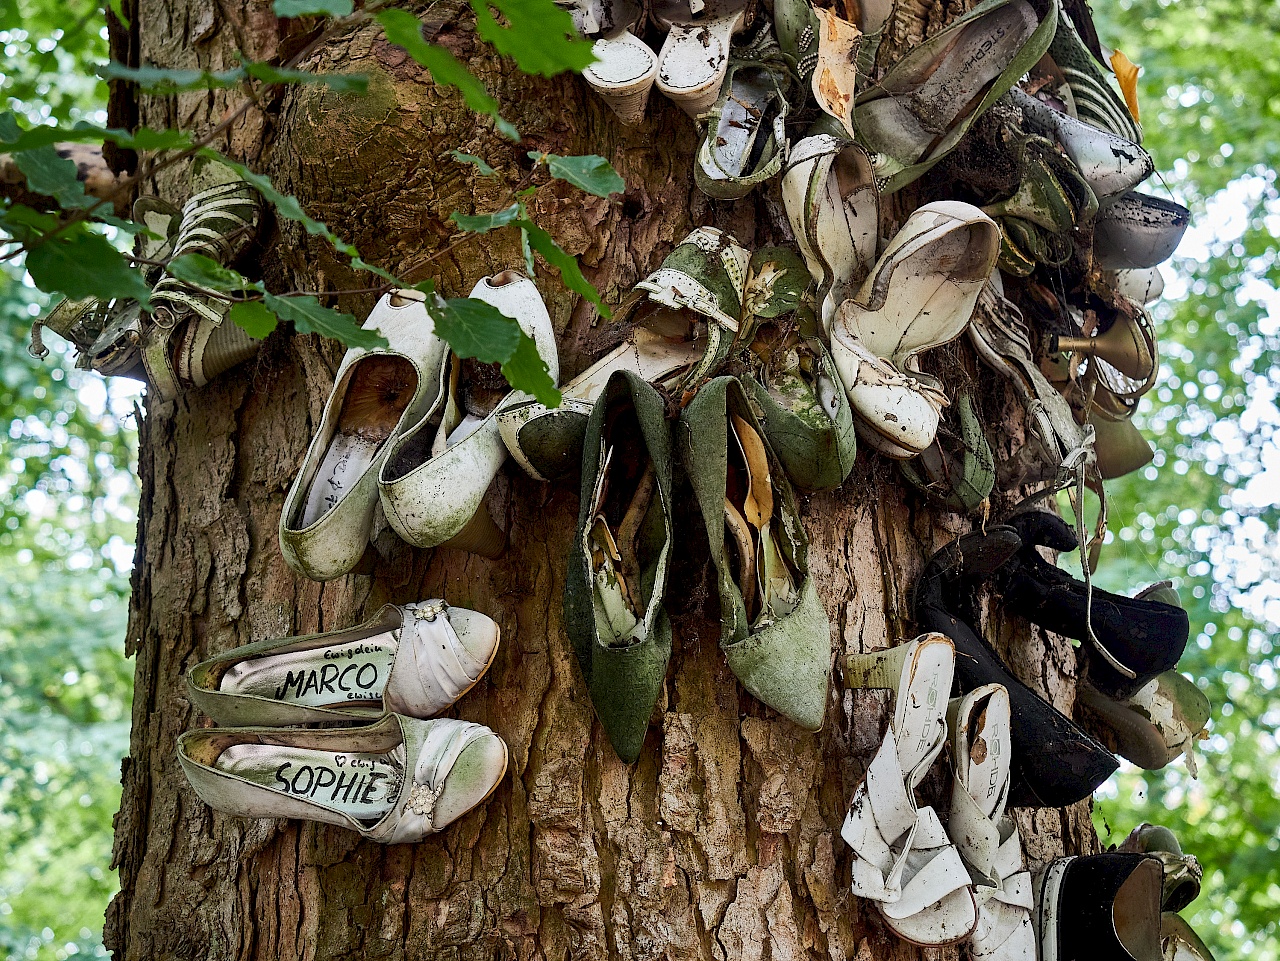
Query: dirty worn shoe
1034 853 1163 961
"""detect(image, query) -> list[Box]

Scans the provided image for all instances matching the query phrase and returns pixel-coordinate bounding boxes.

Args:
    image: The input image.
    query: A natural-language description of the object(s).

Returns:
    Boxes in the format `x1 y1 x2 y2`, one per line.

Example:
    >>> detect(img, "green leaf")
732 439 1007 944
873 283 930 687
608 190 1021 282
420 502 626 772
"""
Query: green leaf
434 296 522 363
166 253 261 292
12 145 97 209
450 203 521 234
502 330 560 406
0 112 194 152
469 0 595 76
228 300 279 339
541 153 624 198
262 292 387 349
272 0 354 16
106 0 130 27
375 9 519 141
447 150 497 176
24 226 152 305
98 62 248 90
516 219 607 315
243 62 369 94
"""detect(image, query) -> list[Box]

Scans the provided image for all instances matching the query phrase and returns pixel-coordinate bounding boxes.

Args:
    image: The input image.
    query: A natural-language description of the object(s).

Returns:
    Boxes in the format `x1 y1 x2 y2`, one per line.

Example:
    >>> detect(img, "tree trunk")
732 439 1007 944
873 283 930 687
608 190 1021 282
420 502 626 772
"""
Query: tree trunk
106 1 1101 958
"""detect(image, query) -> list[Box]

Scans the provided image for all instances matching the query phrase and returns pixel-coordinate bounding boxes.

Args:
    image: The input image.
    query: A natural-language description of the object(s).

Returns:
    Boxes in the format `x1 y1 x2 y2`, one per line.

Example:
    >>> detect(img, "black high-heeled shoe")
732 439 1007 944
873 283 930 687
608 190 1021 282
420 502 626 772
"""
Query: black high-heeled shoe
994 511 1189 699
1034 852 1164 961
915 527 1118 807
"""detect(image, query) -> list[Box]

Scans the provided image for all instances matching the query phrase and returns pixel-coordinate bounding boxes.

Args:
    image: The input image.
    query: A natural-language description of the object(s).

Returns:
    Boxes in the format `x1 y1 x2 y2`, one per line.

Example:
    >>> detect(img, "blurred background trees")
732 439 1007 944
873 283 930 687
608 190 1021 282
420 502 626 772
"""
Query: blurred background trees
0 0 1275 958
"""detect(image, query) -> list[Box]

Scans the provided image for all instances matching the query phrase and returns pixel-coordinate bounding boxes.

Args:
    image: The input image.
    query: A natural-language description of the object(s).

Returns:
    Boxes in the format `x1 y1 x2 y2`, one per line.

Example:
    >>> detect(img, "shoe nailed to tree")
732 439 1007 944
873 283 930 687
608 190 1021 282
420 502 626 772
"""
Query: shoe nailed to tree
279 289 448 582
178 713 508 844
652 0 750 117
562 370 674 763
187 599 500 726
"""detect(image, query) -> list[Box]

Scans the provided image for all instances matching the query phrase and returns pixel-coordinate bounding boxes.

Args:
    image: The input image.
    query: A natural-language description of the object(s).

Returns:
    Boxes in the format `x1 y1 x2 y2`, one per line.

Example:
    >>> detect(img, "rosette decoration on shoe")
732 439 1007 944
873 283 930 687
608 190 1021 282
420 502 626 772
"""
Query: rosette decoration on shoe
186 600 500 726
498 226 747 482
379 272 560 557
679 376 832 731
279 290 449 582
562 371 674 763
830 201 1000 459
841 634 979 946
915 527 1119 806
178 714 508 844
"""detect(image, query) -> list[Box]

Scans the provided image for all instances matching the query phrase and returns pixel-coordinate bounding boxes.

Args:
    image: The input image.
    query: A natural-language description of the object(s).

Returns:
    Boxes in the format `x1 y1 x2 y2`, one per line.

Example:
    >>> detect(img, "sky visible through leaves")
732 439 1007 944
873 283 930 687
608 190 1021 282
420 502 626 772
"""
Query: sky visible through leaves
0 1 1276 960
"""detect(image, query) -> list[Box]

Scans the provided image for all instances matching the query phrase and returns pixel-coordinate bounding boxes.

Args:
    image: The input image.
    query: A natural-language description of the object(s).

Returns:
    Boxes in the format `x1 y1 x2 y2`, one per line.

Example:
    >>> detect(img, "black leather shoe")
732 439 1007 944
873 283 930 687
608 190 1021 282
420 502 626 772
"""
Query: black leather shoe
995 511 1189 699
1035 853 1164 961
915 527 1118 807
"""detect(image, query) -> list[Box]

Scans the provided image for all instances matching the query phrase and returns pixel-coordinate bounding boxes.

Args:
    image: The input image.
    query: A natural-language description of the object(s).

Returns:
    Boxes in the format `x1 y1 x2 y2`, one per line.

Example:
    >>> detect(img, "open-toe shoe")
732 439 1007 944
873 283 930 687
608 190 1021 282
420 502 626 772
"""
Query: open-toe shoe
187 599 500 726
831 201 1000 458
694 28 790 199
143 159 265 402
680 376 832 731
279 290 448 582
994 510 1190 700
559 0 657 125
653 0 750 117
915 527 1118 807
948 684 1036 961
1077 669 1209 772
178 713 508 844
379 272 560 557
562 370 674 763
1034 853 1164 961
841 633 978 946
498 226 746 482
781 133 879 331
850 0 1056 194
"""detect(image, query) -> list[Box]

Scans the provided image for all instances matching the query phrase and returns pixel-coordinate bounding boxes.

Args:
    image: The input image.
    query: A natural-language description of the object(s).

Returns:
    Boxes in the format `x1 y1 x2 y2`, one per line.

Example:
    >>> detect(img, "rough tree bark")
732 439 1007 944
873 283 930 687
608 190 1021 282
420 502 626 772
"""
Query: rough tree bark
106 0 1101 958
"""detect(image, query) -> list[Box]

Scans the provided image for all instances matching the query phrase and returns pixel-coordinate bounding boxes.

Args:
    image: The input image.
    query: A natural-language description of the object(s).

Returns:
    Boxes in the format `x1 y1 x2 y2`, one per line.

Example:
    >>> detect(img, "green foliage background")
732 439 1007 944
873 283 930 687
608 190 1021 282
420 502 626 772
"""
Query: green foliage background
0 1 1276 959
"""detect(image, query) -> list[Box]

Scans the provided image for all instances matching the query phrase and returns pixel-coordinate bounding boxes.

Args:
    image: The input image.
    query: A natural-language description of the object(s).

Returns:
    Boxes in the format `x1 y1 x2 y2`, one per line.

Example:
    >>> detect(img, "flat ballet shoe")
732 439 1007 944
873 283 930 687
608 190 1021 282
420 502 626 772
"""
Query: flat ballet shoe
279 290 448 581
379 272 560 556
187 599 500 726
178 713 508 844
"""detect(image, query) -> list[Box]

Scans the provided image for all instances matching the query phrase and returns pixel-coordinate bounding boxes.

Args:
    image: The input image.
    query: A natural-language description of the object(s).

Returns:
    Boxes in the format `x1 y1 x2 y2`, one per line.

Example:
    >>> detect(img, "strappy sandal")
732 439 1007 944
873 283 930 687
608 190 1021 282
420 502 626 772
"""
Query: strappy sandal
781 133 880 331
1077 669 1209 772
279 290 449 582
186 599 500 726
498 226 748 481
144 158 264 401
178 713 508 843
680 376 832 731
559 0 657 125
1034 853 1164 961
652 0 751 117
841 634 979 946
948 685 1037 961
562 370 674 763
995 511 1190 700
915 527 1119 807
379 272 560 557
831 202 1001 459
849 0 1057 194
900 389 996 515
694 28 791 199
771 0 817 83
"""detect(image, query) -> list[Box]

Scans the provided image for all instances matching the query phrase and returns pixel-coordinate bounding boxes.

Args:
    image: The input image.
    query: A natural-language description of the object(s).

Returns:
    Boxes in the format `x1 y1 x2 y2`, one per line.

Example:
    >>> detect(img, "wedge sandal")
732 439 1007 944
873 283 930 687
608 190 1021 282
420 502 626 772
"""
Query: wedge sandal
840 634 978 946
562 370 674 763
187 599 500 726
178 713 508 843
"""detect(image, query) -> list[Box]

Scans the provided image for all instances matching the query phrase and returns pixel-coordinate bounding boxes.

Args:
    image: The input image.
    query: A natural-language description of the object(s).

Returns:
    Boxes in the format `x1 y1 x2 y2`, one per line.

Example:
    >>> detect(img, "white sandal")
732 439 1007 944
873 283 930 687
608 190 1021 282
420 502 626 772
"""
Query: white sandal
841 633 979 946
179 713 508 844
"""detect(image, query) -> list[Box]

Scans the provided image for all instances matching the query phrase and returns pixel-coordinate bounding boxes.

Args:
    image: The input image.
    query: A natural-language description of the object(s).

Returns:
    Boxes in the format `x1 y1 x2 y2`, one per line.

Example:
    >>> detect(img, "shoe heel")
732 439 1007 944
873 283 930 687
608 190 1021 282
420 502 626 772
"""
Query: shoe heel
441 505 507 559
844 632 952 691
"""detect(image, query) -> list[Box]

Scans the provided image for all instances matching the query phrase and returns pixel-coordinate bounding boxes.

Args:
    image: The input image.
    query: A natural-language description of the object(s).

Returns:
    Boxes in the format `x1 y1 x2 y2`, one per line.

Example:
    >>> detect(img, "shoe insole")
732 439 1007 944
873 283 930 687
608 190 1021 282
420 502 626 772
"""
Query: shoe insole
301 356 417 528
895 638 954 786
219 634 398 709
216 743 403 822
708 69 775 178
1113 859 1164 961
960 686 1011 818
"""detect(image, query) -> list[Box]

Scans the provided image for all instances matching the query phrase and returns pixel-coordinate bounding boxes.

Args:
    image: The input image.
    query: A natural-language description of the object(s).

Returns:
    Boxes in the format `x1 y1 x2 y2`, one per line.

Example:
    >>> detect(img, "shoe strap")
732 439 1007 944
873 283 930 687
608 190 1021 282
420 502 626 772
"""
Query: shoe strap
878 806 974 921
843 732 919 903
